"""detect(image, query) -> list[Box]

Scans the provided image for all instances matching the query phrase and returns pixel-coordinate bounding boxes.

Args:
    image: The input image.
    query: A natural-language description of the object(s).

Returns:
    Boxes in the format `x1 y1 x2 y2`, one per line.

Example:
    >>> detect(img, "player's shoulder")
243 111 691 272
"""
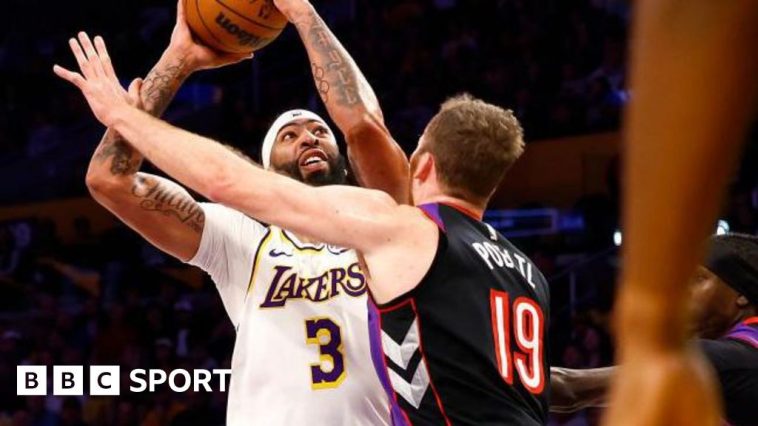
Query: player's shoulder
200 202 265 224
199 202 270 242
198 202 238 218
699 337 758 372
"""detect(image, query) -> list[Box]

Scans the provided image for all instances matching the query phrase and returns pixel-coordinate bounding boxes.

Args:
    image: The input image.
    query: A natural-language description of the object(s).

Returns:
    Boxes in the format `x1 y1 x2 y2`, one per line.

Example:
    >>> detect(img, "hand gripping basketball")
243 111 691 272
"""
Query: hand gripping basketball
53 32 135 128
183 0 287 53
168 0 253 71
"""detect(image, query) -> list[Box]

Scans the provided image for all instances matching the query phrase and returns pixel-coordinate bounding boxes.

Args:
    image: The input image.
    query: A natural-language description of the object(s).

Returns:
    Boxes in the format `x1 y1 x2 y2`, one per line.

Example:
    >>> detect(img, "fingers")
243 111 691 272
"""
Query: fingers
127 78 143 95
69 37 90 76
93 35 118 82
78 32 105 77
67 32 103 79
66 32 121 85
53 65 85 88
177 0 185 20
61 31 127 95
226 52 255 64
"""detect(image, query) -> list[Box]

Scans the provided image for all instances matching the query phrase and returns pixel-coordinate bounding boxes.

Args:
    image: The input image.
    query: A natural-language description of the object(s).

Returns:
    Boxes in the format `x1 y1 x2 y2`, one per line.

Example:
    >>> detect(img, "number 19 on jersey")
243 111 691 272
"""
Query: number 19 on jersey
490 289 546 394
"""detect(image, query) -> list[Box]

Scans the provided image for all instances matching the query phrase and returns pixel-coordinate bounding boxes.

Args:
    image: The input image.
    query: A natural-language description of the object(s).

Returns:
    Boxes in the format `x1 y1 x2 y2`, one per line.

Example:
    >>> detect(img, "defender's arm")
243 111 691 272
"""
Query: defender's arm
107 105 400 252
549 367 613 413
111 111 433 302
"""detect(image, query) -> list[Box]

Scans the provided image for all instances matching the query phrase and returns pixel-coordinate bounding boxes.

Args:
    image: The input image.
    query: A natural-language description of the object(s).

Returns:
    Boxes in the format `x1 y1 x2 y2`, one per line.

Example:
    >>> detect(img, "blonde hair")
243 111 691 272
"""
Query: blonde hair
423 94 525 203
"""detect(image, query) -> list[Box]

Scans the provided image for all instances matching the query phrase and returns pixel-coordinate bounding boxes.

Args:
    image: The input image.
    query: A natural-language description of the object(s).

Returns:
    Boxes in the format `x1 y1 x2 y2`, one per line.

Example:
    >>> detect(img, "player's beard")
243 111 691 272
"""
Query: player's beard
277 154 348 186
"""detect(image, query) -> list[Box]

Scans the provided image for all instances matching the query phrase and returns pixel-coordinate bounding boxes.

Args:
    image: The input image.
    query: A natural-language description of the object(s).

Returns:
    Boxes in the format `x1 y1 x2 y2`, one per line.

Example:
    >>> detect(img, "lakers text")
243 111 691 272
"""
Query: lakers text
17 366 232 396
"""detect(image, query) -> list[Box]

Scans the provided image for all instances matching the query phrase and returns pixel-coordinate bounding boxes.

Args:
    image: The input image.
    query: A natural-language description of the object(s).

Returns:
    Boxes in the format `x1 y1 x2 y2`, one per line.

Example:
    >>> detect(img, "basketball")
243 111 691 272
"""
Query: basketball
184 0 287 54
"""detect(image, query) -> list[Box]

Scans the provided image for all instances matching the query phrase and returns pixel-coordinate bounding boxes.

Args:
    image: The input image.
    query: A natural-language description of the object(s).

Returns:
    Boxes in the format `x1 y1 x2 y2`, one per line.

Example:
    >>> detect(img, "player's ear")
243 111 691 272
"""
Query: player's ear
414 152 434 182
736 294 750 308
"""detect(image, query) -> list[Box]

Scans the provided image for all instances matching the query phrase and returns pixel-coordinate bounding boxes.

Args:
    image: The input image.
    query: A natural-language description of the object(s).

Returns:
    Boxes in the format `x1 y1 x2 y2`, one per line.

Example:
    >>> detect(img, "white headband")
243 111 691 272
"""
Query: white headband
261 109 332 169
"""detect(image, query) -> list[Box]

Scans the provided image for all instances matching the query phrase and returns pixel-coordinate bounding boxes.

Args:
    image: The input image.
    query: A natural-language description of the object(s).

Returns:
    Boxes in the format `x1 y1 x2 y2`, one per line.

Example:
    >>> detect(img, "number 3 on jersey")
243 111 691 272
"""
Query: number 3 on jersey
490 290 545 394
305 318 346 389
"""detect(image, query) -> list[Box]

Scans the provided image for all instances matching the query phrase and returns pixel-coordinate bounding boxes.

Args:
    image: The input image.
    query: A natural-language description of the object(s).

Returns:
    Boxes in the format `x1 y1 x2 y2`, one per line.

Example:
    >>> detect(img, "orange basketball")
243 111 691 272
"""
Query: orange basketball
184 0 287 54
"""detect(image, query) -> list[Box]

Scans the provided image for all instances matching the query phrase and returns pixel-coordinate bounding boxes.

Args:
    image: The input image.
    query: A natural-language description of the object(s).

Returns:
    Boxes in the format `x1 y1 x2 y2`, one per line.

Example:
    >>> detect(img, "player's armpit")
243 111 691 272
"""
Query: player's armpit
346 115 410 205
88 172 204 261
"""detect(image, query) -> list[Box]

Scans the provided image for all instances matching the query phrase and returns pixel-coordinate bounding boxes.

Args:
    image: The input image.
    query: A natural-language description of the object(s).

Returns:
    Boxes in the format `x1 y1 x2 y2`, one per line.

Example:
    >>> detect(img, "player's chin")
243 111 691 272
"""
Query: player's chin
300 162 330 179
688 314 715 339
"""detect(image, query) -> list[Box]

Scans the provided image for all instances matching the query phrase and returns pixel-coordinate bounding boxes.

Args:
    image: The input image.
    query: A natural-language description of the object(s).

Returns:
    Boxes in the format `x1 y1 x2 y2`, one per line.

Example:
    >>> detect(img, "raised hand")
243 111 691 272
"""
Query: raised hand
167 0 253 71
53 32 134 127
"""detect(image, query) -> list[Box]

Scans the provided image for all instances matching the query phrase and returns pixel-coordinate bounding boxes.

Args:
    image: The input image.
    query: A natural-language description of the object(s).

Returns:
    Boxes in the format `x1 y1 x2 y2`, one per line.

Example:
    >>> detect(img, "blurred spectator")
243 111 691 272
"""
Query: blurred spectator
59 397 87 426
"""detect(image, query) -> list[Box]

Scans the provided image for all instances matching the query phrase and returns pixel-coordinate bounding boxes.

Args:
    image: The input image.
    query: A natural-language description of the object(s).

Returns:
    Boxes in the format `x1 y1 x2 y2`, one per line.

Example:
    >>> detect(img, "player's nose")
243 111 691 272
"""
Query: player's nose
297 132 319 149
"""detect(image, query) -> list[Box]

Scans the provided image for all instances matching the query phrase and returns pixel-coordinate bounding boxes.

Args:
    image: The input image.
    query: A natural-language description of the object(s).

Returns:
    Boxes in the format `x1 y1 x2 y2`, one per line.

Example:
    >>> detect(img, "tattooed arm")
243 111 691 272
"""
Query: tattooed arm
275 0 410 203
85 0 251 261
86 51 206 260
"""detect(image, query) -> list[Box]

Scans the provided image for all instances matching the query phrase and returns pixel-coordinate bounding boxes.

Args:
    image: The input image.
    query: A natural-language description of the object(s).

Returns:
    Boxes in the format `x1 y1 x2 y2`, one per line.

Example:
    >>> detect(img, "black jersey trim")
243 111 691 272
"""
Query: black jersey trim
376 297 413 313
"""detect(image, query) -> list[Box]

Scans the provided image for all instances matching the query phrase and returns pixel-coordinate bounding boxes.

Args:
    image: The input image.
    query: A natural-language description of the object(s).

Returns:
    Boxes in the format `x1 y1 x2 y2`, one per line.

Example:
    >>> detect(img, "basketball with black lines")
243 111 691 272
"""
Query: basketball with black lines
184 0 287 53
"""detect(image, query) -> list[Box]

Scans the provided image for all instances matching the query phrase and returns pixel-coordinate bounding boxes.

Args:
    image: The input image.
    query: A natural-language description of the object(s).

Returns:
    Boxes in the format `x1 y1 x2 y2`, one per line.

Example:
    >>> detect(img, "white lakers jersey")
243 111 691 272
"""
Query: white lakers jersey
188 203 390 426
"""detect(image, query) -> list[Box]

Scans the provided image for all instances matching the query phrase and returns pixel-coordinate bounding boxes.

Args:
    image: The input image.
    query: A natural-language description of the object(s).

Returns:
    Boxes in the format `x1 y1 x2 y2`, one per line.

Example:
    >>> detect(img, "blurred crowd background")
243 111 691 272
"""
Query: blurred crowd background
0 0 755 425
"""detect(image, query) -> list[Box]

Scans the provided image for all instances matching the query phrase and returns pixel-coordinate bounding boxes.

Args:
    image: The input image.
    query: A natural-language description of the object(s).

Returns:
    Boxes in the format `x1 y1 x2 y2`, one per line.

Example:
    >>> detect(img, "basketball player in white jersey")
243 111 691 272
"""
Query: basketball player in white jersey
78 0 406 424
60 34 541 422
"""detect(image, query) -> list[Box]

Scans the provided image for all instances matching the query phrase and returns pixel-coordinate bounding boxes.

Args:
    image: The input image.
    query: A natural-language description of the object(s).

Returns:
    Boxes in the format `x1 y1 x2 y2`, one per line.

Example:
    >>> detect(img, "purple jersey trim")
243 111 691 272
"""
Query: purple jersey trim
725 322 758 349
368 300 410 426
418 203 446 232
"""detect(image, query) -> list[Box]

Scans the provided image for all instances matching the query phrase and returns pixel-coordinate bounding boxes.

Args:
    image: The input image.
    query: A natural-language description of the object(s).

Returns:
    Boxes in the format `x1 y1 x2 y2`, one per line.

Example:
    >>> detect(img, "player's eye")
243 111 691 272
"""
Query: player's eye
313 127 327 136
281 131 297 142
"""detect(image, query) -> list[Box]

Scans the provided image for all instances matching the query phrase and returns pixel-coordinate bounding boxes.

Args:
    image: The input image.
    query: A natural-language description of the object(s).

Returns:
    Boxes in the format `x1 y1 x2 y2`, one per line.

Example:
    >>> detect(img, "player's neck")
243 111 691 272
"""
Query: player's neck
415 195 485 220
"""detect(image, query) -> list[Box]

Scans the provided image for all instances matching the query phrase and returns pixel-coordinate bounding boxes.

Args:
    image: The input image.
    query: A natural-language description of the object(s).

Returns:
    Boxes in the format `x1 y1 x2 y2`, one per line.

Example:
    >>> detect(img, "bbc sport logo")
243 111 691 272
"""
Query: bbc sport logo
17 366 232 396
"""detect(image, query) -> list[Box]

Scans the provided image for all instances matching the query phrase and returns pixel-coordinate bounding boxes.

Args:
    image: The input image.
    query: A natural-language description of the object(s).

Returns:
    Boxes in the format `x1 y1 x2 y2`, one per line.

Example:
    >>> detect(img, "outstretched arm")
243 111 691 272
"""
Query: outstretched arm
55 32 397 249
549 367 613 413
101 104 399 253
276 0 409 203
84 0 251 261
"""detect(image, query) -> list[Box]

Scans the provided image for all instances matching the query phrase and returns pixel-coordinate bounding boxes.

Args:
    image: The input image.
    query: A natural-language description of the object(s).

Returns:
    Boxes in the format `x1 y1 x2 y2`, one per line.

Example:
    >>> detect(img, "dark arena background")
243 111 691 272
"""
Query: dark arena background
0 0 756 425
